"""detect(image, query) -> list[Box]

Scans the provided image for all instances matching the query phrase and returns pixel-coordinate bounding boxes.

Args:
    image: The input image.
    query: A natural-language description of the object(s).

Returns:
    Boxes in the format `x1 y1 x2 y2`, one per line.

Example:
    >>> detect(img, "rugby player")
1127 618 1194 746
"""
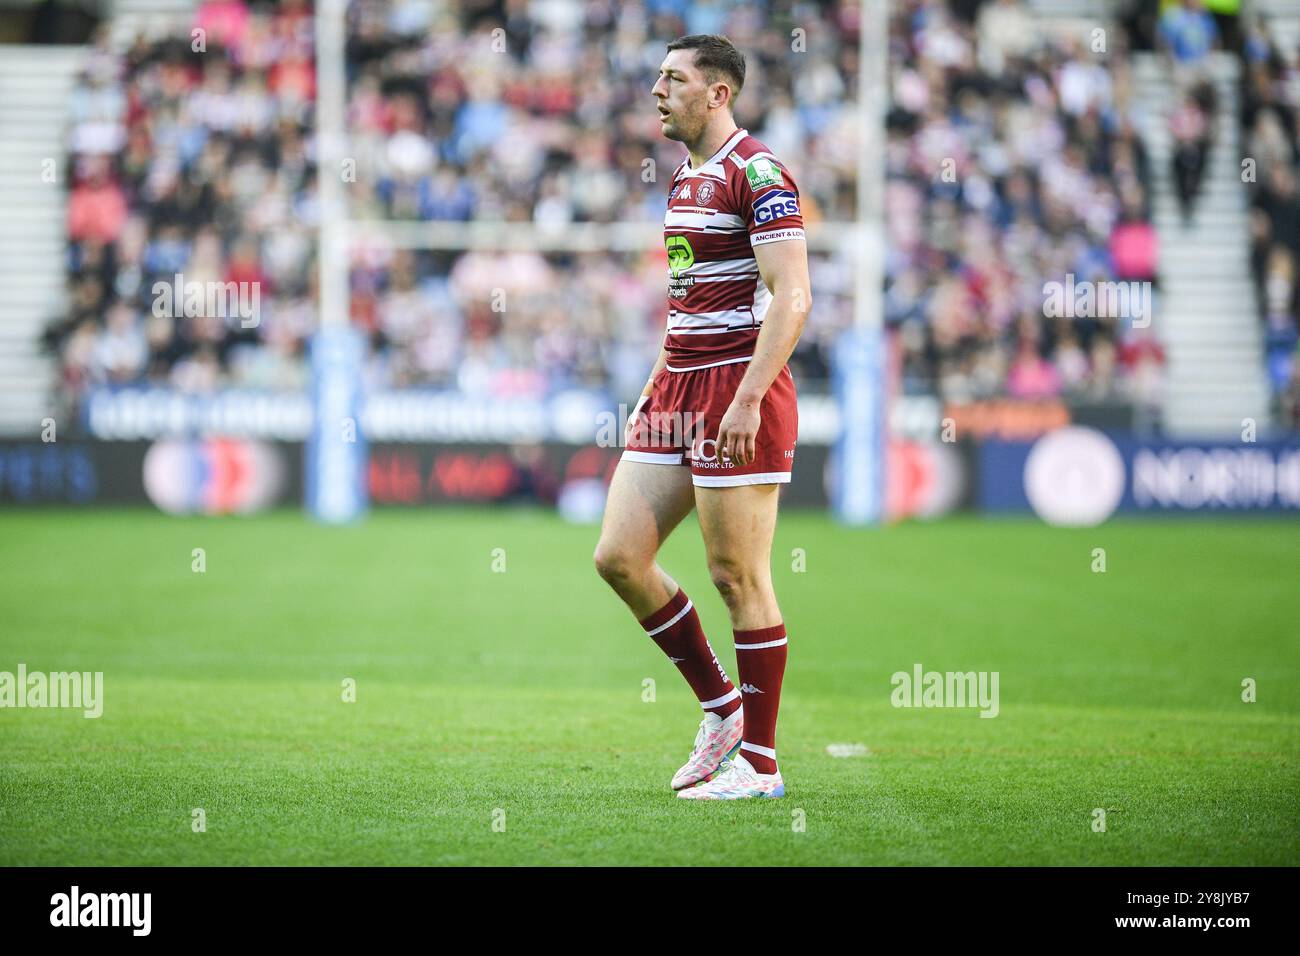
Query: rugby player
593 34 811 799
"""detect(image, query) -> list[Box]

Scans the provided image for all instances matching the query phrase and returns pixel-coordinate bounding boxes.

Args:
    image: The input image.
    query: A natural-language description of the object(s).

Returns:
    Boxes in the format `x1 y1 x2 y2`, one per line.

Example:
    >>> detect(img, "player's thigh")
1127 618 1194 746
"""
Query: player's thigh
595 459 696 566
693 482 781 577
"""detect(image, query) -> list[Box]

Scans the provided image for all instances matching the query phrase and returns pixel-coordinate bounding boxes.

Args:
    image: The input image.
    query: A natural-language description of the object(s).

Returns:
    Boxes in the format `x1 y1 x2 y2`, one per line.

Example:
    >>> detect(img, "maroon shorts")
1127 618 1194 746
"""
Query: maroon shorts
622 361 798 486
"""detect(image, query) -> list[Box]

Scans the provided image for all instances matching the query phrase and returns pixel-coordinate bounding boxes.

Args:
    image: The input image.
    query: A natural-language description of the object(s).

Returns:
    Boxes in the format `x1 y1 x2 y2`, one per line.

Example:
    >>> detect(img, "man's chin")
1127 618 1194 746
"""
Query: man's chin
659 120 683 142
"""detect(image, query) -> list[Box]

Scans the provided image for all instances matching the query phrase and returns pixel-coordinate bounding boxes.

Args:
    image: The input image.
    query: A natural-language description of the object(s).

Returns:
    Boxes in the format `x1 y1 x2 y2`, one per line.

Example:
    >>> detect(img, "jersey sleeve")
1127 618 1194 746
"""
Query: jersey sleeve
737 154 805 247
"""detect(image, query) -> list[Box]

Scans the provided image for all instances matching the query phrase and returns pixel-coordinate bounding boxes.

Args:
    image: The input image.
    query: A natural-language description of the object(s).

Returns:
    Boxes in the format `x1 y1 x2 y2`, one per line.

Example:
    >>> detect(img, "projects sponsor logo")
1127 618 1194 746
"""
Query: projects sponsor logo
666 235 696 299
666 235 694 276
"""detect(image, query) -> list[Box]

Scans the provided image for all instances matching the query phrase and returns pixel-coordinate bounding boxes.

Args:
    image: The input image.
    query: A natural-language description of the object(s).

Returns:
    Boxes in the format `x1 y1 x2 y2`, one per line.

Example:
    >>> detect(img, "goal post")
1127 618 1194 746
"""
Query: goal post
833 0 889 526
308 0 366 523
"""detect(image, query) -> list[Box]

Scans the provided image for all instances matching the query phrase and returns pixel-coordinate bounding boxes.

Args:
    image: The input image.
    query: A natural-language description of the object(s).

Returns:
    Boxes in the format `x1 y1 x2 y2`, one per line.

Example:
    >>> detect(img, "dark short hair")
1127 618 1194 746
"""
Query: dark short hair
666 34 746 105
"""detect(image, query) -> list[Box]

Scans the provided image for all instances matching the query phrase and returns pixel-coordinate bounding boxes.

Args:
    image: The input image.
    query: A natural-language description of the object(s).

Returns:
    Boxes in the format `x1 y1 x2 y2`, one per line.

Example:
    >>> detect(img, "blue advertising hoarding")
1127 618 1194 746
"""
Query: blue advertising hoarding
981 427 1300 523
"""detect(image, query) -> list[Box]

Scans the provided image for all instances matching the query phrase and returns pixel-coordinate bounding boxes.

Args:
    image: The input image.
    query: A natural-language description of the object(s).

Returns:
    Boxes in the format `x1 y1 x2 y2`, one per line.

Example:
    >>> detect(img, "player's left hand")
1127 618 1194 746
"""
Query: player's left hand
717 399 760 467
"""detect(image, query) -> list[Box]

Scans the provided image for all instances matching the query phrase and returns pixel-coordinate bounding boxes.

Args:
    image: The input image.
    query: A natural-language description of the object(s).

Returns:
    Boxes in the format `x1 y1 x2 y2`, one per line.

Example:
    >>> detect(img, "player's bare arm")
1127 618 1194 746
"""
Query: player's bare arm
717 238 812 467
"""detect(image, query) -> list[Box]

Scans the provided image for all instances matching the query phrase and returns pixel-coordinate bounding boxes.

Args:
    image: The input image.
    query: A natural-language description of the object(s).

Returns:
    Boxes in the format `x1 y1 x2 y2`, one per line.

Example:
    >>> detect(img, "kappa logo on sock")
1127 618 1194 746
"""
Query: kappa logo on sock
740 683 764 694
667 656 685 664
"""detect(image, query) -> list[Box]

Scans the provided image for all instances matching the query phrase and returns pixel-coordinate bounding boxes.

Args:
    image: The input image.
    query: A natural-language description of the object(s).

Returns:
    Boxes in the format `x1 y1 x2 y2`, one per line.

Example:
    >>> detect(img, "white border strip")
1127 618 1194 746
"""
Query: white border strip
622 450 684 465
665 355 753 372
699 687 741 709
692 471 791 487
741 741 777 759
751 228 806 247
735 637 788 650
645 599 694 637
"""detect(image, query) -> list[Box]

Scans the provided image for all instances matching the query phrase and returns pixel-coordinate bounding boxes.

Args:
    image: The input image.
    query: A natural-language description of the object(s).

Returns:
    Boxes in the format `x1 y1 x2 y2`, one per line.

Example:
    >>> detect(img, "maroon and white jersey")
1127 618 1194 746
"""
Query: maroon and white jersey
662 128 805 372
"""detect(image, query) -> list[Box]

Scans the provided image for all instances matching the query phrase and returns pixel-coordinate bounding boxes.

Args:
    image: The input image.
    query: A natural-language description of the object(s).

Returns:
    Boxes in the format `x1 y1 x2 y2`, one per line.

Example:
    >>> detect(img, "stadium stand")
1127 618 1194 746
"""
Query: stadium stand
31 0 1295 435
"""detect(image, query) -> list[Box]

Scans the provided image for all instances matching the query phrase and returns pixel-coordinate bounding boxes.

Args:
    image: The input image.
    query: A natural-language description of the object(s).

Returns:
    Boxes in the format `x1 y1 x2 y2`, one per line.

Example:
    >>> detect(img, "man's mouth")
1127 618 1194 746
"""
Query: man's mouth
658 106 671 119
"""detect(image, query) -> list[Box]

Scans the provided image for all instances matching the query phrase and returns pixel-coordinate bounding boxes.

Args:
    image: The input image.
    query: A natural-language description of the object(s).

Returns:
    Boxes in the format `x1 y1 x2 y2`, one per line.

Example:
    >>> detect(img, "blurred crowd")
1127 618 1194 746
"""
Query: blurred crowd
1161 0 1219 227
54 0 319 401
49 0 861 409
50 0 1174 419
339 0 861 396
884 0 1163 409
1242 15 1300 429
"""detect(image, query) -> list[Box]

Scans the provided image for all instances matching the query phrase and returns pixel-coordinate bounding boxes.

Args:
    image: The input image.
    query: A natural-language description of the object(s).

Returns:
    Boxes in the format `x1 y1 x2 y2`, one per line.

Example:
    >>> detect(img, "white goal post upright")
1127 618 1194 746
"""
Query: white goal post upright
856 0 887 337
832 0 889 526
316 0 349 331
308 0 367 524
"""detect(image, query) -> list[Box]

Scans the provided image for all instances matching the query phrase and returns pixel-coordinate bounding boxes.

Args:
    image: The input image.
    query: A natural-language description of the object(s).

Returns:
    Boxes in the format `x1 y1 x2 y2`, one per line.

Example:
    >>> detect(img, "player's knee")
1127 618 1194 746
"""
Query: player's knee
708 560 760 607
593 542 645 587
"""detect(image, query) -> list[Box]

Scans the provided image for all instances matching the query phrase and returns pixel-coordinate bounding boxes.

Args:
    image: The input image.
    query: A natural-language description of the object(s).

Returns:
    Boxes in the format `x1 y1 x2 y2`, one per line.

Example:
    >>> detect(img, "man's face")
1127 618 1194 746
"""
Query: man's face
652 49 714 144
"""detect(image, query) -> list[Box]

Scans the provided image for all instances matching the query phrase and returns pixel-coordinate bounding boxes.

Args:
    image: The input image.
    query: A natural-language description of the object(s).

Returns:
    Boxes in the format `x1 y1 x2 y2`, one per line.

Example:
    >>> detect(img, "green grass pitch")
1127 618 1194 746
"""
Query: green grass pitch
0 508 1296 866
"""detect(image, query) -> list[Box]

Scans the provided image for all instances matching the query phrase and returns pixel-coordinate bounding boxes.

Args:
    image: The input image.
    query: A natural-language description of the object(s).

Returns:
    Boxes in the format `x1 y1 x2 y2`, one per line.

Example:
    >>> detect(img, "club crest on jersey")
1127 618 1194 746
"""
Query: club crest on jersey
696 181 715 205
752 189 799 225
745 157 783 189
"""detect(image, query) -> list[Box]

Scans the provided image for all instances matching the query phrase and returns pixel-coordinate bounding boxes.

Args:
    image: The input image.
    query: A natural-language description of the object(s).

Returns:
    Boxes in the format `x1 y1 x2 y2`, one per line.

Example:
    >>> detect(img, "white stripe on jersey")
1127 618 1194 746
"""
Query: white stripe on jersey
669 327 746 336
683 258 760 277
728 149 779 170
668 279 769 329
668 308 755 329
675 167 728 183
752 278 773 324
666 354 755 372
664 209 745 231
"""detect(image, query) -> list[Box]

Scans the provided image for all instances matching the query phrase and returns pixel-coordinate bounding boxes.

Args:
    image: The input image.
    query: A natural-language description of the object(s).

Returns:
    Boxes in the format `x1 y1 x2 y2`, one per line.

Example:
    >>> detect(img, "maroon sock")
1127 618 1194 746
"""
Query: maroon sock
734 623 788 774
639 589 741 718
